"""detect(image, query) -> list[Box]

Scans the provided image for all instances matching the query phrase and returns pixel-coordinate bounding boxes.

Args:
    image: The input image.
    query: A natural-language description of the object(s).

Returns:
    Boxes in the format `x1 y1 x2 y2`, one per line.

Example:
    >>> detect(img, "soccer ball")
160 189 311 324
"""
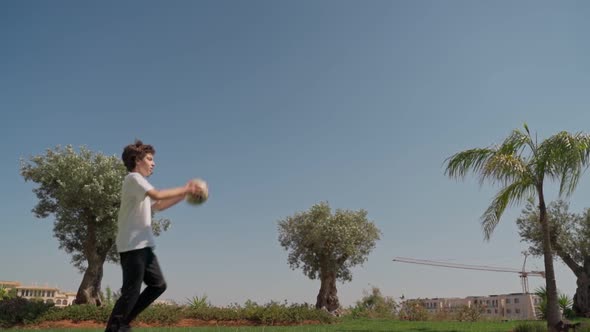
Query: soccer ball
186 178 208 205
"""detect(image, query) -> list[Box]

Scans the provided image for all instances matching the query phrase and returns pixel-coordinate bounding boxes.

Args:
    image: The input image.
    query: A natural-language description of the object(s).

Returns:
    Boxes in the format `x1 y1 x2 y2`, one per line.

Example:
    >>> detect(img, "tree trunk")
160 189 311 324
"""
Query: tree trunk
558 252 587 317
571 258 590 317
74 213 107 306
573 273 590 316
74 257 104 305
316 270 339 312
538 190 561 332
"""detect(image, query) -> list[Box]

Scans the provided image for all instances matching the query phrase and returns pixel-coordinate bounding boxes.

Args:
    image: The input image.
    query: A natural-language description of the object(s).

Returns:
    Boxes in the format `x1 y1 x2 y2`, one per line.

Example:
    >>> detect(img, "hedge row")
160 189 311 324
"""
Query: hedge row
0 298 335 328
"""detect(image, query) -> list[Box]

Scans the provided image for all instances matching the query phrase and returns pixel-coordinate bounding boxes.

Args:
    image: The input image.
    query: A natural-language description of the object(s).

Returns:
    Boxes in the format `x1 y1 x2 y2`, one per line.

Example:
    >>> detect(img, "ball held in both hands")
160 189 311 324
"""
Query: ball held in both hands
186 178 209 205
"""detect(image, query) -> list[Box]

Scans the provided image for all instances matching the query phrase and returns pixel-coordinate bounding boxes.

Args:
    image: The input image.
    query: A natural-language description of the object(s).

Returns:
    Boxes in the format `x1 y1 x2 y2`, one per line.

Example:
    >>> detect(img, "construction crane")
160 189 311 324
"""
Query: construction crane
392 253 545 294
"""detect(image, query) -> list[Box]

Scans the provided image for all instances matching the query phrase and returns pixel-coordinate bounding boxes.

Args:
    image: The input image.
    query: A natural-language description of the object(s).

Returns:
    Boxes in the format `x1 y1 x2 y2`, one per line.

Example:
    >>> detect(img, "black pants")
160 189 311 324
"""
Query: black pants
105 247 167 331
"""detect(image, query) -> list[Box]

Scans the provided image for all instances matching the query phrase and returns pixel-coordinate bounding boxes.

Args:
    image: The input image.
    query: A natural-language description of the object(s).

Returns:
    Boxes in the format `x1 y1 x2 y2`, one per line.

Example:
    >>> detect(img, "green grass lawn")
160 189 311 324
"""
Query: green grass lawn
16 318 543 332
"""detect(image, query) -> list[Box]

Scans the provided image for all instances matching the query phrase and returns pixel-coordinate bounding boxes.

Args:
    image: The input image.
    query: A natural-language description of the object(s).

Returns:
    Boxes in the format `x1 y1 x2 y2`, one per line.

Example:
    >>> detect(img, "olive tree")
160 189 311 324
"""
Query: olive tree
277 202 381 312
517 200 590 316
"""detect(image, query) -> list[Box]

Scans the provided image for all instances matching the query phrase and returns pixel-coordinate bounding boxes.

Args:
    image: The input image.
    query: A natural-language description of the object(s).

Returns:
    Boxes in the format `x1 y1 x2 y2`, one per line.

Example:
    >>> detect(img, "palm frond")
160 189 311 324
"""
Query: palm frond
481 179 535 241
444 148 497 180
497 129 532 155
479 154 529 187
538 132 590 197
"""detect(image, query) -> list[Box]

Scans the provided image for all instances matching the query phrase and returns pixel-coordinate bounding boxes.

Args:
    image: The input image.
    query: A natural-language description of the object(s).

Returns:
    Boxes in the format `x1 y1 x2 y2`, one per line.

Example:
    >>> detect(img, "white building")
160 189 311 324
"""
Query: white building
415 293 541 320
1 280 76 307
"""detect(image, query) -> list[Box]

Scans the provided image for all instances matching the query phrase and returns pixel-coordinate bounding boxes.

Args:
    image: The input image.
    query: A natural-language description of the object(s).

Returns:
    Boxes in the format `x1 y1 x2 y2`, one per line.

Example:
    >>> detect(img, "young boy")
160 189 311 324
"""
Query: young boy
106 140 203 332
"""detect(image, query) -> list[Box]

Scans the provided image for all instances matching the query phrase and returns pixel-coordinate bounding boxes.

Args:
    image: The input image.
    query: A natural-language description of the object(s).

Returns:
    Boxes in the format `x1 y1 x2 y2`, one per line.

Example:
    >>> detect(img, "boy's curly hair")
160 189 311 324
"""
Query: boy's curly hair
122 140 155 172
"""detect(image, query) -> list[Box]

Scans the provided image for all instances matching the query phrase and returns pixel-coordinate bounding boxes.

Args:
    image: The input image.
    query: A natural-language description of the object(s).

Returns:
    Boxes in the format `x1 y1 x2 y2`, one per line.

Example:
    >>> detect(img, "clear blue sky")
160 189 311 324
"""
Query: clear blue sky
2 0 590 306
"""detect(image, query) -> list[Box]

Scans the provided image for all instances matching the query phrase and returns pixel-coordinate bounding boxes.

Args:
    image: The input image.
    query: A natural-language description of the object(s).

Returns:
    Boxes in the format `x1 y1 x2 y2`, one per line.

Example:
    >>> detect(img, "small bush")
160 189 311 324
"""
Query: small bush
3 297 335 327
136 304 182 325
186 294 210 309
0 297 53 328
349 287 397 319
455 304 485 322
185 306 241 321
184 300 335 325
38 304 111 323
0 286 17 300
513 322 547 332
430 308 453 321
398 299 429 321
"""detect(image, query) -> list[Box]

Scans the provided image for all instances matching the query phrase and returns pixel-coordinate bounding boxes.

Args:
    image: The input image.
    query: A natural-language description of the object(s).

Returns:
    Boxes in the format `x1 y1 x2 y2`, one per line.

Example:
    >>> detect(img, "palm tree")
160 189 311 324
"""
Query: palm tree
445 125 590 332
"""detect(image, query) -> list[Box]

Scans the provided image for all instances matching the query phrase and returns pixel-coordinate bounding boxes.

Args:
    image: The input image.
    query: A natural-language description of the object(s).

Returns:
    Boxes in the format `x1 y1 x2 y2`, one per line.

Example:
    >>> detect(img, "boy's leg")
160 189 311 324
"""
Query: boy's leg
105 249 147 332
123 248 167 325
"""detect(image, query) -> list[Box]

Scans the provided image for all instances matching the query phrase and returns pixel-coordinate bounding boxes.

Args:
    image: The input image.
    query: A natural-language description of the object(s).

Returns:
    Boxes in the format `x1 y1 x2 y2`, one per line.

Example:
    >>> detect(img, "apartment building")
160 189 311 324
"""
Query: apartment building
413 292 541 320
1 280 76 307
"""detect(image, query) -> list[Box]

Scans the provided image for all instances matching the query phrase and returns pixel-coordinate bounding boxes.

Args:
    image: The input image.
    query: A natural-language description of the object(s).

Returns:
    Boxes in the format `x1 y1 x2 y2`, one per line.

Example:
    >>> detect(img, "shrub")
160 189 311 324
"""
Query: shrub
38 304 111 323
455 304 485 322
185 306 241 321
512 321 547 332
136 304 182 325
398 299 429 321
0 297 53 328
0 286 17 300
430 308 453 321
186 294 210 309
3 297 335 327
348 287 397 319
184 300 335 325
535 286 575 320
100 286 120 307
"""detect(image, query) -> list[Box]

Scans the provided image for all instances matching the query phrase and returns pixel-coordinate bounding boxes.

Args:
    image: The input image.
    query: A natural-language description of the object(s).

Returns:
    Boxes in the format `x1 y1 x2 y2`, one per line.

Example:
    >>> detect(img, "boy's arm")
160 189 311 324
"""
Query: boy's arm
146 186 189 201
151 196 185 212
146 181 203 212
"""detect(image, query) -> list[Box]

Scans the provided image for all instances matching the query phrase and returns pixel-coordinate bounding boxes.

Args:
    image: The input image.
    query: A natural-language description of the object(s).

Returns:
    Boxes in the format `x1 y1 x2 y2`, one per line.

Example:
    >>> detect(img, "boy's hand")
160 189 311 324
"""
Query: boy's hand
185 180 205 195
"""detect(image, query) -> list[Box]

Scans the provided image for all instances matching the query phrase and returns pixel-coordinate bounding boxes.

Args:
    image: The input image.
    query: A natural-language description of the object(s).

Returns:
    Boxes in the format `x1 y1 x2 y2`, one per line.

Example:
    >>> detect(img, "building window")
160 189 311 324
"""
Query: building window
507 309 512 314
515 309 521 314
514 298 519 304
506 299 511 304
487 309 491 314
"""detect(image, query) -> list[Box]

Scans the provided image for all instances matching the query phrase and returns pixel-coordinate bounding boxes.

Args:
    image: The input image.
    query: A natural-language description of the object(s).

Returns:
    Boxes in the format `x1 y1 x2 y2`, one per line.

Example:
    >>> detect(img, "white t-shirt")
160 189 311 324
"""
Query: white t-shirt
116 172 156 253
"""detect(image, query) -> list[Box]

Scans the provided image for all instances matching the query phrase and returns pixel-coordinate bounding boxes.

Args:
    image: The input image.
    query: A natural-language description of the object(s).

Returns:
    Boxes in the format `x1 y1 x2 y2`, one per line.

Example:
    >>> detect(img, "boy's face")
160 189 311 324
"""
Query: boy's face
135 153 155 177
